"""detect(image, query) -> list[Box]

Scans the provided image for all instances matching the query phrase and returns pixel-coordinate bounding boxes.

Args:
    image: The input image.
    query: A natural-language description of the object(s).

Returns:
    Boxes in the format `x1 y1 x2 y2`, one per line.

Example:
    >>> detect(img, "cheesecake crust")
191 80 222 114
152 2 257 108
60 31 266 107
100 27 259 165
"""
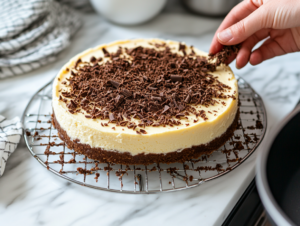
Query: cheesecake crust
52 110 239 165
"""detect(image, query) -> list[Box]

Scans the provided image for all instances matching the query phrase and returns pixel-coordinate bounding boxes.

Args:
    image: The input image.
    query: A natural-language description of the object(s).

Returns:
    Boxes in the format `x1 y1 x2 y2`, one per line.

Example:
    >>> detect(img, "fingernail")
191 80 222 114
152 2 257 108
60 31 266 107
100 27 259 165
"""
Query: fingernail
218 29 233 43
236 62 241 70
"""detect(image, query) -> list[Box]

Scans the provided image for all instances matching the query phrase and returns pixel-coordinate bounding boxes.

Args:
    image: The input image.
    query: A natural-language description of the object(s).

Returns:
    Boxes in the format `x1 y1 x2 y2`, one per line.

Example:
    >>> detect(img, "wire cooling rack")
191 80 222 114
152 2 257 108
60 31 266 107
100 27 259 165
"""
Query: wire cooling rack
22 75 267 194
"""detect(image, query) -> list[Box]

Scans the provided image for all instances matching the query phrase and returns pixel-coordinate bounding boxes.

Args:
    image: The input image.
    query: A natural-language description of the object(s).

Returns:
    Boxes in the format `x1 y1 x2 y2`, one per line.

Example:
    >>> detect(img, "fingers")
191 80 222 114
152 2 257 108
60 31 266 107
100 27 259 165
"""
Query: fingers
244 29 300 66
209 0 259 54
235 36 259 68
209 37 223 55
224 54 237 65
250 38 286 65
235 29 270 68
217 6 266 45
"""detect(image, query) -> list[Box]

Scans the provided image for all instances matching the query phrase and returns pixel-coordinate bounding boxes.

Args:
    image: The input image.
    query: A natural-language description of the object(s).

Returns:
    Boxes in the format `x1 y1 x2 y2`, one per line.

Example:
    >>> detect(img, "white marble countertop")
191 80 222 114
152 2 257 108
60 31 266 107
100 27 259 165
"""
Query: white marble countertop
1 3 300 226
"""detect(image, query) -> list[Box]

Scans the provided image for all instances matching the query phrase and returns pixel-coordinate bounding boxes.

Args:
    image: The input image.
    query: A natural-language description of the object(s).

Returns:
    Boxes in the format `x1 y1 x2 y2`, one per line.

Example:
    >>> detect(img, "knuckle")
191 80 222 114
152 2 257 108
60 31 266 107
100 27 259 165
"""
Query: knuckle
259 8 271 27
233 21 247 35
250 0 263 8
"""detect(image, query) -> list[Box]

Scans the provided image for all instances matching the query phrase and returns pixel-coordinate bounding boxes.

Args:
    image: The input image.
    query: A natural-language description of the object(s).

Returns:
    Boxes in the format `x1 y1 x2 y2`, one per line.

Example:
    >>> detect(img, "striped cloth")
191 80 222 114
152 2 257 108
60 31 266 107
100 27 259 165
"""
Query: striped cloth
0 0 82 78
0 116 22 176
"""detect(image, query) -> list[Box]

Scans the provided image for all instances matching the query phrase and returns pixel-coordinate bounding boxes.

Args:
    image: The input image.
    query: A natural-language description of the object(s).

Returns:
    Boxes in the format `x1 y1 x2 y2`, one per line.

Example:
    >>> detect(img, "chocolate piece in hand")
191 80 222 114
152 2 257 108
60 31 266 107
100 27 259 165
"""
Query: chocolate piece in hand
208 45 241 66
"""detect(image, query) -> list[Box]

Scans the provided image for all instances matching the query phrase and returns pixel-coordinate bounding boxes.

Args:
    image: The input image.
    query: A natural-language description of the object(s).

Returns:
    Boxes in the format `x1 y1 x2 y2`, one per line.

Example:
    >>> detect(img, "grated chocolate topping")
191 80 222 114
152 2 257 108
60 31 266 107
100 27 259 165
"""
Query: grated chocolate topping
58 42 238 130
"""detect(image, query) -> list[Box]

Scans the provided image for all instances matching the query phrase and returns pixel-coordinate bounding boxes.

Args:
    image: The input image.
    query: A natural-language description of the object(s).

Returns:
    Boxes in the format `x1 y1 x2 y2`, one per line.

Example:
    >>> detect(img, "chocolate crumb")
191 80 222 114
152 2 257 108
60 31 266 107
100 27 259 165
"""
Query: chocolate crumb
102 47 110 57
94 173 100 182
179 43 186 51
256 120 263 129
90 56 97 63
109 80 120 88
140 129 147 134
109 113 116 122
77 167 92 175
234 141 244 150
170 74 183 82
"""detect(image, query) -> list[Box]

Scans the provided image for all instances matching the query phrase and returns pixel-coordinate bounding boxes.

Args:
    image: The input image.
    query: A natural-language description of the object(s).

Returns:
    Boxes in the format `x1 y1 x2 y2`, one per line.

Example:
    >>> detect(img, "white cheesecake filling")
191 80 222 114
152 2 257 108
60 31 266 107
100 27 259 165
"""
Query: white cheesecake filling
53 39 238 155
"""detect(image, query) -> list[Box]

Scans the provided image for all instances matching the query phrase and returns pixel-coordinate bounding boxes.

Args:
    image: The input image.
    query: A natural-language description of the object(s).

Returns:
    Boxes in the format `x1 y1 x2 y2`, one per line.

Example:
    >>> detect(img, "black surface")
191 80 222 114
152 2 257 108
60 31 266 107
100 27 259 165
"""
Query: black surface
223 179 263 226
267 111 300 225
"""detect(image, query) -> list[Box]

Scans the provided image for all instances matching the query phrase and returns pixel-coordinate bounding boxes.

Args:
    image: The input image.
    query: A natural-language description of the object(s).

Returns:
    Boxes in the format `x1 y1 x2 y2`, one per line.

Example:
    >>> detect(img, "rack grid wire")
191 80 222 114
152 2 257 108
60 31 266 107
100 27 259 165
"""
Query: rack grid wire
22 75 267 194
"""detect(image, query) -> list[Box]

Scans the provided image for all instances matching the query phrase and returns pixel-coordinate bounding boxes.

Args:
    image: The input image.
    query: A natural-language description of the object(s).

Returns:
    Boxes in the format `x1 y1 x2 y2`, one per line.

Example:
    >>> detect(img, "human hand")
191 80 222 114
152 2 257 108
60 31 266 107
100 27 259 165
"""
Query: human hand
209 0 300 69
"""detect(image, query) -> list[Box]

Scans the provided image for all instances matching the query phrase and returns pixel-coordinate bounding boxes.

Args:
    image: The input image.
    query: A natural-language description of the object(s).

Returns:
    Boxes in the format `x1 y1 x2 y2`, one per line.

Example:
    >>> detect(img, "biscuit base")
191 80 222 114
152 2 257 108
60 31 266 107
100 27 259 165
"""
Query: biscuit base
52 110 239 165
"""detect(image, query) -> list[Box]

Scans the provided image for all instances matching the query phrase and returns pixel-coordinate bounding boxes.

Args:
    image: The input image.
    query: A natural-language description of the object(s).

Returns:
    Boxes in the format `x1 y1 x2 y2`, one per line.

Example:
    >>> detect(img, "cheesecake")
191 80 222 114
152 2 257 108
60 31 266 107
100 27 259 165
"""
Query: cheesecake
52 39 239 165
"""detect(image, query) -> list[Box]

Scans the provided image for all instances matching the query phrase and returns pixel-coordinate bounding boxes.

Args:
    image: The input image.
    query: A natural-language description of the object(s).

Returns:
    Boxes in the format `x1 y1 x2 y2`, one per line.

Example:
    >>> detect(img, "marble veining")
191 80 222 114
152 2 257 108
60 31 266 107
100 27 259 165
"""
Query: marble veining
0 3 300 226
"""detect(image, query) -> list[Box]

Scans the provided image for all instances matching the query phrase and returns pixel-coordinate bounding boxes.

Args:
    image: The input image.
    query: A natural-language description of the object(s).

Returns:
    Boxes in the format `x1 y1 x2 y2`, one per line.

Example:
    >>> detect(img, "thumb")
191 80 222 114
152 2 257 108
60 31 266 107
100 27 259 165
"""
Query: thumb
217 6 266 45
